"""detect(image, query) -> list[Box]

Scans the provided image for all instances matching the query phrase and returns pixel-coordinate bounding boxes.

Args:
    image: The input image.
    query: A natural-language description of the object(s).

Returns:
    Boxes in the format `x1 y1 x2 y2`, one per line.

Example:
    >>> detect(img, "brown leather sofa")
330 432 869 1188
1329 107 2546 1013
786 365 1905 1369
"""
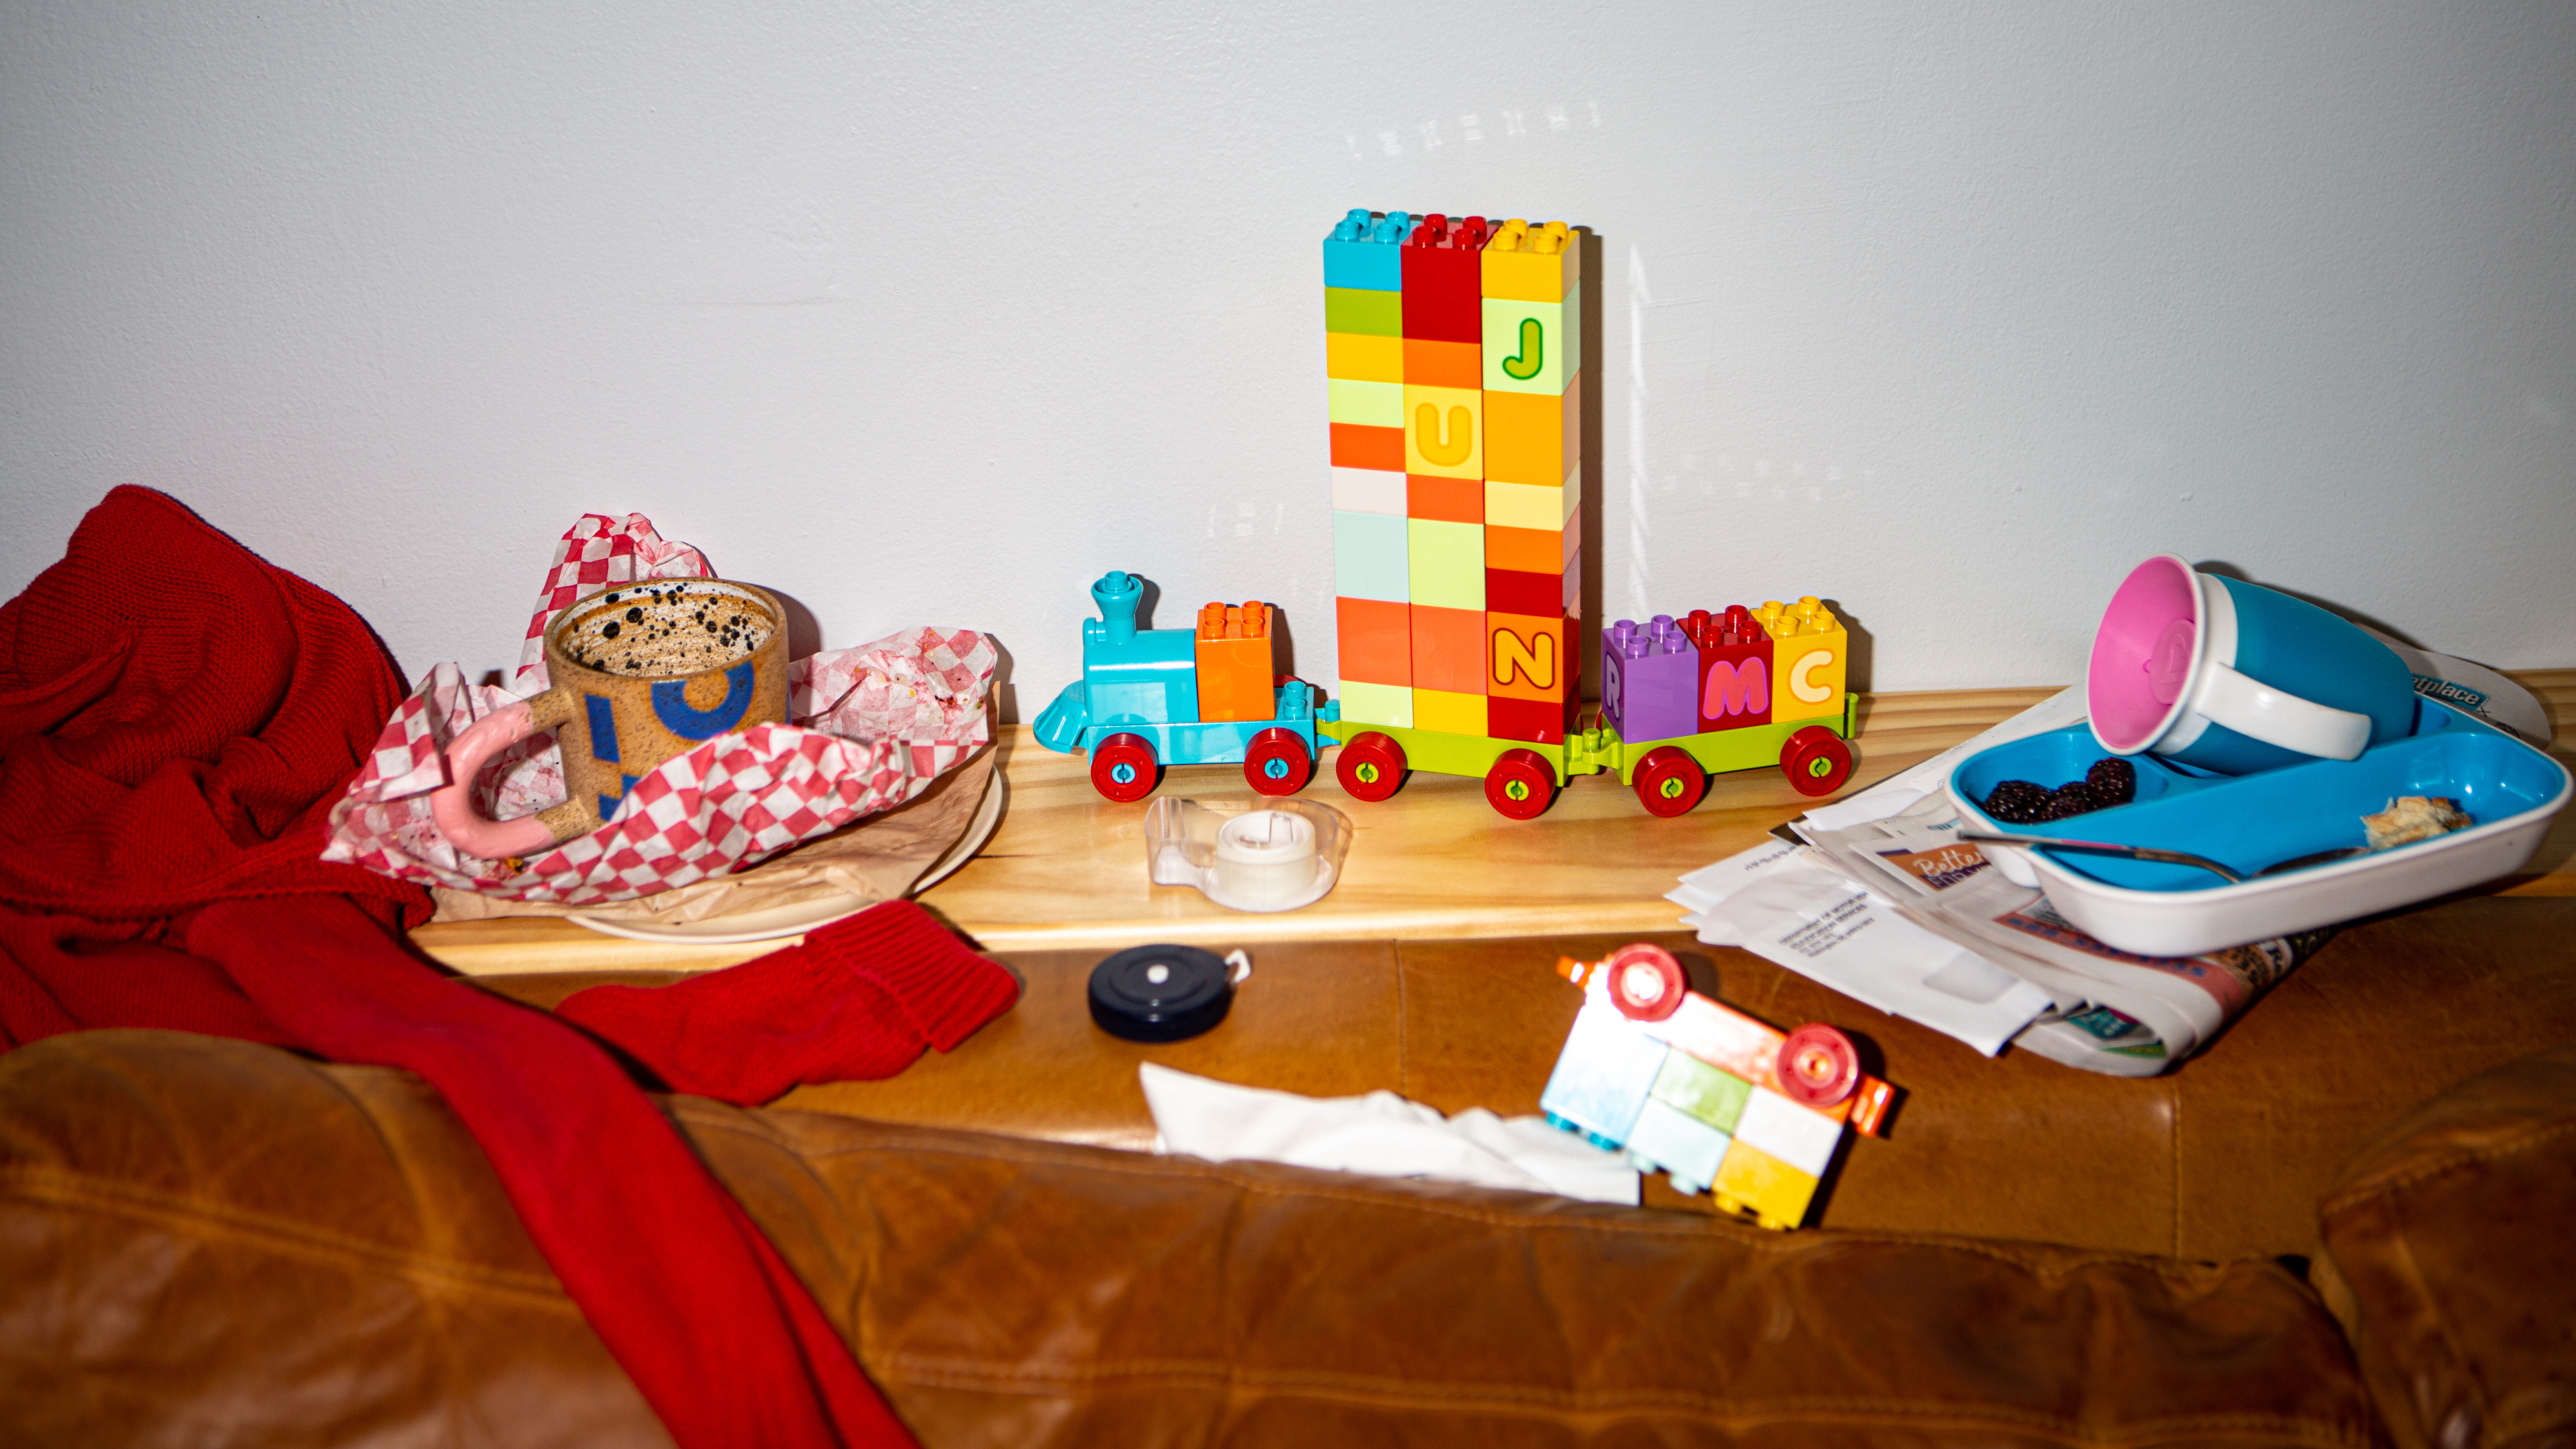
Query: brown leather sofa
5 897 2573 1448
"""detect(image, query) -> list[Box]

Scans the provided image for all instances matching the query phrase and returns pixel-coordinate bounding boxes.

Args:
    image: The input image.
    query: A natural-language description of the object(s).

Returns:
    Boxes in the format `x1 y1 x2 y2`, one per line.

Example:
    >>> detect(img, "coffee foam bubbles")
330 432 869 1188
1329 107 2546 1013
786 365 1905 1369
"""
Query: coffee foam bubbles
559 582 774 677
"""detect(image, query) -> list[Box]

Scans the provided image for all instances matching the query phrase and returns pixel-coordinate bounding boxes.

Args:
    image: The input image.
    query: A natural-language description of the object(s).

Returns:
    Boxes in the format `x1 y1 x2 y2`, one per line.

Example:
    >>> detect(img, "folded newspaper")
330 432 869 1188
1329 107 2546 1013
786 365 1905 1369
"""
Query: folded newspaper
1671 651 2551 1075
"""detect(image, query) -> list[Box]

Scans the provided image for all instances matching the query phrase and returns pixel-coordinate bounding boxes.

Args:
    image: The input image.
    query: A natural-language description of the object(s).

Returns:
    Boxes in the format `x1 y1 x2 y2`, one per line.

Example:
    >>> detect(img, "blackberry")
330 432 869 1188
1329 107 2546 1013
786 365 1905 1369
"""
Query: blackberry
2039 782 2106 821
1982 779 2054 824
2085 756 2136 806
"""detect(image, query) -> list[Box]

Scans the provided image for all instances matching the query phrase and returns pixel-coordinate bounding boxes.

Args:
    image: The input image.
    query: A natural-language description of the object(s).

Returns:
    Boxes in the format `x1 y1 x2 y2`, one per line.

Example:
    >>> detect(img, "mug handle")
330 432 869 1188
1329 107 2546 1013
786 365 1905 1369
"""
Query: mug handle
2188 660 2373 761
427 689 594 859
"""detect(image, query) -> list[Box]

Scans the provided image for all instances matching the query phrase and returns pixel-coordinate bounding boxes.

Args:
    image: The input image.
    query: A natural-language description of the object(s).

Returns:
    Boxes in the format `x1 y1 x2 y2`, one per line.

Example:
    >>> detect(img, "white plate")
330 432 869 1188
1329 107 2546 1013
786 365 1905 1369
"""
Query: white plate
566 768 1005 946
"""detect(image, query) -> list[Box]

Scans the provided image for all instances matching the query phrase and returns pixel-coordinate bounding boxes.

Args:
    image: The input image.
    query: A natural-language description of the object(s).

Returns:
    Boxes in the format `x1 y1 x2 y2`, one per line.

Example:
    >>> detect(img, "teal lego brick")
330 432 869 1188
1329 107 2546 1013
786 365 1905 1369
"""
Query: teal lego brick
1625 1096 1730 1195
1539 1001 1664 1148
1333 510 1411 603
1323 208 1412 291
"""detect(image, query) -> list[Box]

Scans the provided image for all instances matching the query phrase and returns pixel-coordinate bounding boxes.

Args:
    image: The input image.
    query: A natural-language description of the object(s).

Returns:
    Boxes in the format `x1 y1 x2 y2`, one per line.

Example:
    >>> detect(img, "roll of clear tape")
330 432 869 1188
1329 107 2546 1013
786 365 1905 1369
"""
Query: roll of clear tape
1212 810 1320 910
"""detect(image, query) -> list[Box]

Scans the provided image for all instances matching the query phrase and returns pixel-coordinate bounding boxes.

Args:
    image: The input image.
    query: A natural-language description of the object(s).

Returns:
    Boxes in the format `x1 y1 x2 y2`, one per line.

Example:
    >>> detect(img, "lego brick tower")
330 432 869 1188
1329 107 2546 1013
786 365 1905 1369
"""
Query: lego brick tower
1324 210 1581 744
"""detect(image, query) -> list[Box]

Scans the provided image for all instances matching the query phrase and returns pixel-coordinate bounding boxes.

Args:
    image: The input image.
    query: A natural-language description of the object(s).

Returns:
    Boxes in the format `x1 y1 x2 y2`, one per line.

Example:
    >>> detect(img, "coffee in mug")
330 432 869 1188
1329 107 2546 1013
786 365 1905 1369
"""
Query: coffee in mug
430 579 792 859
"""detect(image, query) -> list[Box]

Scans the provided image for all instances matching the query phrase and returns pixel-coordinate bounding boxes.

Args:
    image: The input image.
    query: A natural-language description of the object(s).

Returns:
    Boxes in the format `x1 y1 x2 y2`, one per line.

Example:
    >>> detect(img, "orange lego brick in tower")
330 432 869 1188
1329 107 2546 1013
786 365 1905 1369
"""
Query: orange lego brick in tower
1194 602 1277 723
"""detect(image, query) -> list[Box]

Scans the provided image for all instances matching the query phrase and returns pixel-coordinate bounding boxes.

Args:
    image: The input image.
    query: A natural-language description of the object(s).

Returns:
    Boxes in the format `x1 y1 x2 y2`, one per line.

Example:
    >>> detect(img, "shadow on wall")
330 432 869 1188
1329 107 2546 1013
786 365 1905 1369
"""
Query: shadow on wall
1579 225 1605 703
986 635 1018 726
2194 559 2428 652
1833 601 1872 696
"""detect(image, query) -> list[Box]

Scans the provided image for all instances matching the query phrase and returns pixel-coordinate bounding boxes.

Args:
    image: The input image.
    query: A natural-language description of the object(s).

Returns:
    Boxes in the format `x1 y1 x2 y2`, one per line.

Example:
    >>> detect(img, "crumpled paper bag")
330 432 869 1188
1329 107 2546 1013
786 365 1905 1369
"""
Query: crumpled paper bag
322 512 995 908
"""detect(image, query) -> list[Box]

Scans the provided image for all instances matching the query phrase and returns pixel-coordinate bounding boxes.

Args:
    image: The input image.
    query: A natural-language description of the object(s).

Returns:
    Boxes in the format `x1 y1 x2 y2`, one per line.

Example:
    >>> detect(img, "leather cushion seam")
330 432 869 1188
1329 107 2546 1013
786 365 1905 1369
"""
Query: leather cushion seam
684 1113 2242 1283
874 1356 2370 1445
2317 1115 2576 1220
0 1163 578 1313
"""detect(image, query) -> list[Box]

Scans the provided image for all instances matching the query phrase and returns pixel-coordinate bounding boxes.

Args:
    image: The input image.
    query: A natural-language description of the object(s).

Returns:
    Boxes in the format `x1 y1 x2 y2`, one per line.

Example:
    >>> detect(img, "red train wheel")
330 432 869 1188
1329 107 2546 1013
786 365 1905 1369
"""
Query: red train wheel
1776 1023 1861 1108
1781 725 1854 798
1605 943 1689 1022
1483 748 1557 821
1243 727 1313 797
1632 746 1707 818
1089 732 1159 803
1335 731 1407 803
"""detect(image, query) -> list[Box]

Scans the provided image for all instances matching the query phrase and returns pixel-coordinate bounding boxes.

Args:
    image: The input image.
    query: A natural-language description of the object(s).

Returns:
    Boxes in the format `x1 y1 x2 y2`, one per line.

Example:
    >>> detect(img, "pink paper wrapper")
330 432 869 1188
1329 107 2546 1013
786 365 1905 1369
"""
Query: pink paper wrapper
322 512 994 905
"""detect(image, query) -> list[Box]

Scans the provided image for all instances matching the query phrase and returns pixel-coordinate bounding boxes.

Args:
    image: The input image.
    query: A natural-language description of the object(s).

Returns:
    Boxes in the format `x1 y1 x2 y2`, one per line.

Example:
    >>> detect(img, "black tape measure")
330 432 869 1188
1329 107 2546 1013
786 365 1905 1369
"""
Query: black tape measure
1088 944 1236 1043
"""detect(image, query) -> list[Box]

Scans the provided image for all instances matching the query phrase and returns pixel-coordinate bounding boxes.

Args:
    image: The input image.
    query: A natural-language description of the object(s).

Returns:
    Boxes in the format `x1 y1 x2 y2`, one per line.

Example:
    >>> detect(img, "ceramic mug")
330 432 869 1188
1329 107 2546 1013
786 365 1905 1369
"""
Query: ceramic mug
2087 555 2416 774
430 579 792 858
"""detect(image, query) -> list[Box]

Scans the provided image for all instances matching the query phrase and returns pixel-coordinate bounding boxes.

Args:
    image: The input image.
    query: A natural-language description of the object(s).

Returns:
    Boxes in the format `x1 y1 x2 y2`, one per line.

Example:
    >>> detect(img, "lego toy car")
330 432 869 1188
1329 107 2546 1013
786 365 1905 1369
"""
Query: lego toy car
1035 571 1338 802
1540 943 1893 1228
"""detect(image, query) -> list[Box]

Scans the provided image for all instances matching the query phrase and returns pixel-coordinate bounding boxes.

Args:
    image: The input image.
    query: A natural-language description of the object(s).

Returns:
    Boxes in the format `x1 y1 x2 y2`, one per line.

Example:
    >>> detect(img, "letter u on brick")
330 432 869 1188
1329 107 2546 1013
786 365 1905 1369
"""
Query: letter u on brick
1414 403 1474 468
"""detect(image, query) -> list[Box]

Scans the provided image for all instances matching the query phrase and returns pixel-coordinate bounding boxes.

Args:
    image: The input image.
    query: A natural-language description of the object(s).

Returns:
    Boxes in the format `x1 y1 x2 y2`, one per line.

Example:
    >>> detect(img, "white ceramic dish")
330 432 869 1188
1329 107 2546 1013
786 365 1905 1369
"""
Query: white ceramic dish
567 768 1004 946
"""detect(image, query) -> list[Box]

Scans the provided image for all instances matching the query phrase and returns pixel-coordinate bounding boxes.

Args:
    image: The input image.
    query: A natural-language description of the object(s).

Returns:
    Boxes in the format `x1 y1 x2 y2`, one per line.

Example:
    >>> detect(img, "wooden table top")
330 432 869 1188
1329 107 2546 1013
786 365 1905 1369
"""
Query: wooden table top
408 672 2576 977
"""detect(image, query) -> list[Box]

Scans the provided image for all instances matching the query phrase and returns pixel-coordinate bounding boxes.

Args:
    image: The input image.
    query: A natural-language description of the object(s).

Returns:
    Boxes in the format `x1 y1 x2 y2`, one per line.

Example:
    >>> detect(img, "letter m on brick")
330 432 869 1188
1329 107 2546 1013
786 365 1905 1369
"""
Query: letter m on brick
1703 657 1770 719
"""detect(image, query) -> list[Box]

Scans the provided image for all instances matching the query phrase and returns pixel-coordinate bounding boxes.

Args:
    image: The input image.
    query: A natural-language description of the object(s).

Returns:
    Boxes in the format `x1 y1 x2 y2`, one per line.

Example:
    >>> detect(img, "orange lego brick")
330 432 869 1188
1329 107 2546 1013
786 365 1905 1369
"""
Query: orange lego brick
1401 337 1481 390
1487 611 1573 703
1410 604 1487 695
1329 422 1405 472
1194 601 1277 723
1484 522 1573 574
1335 597 1411 686
1405 474 1483 524
1481 375 1580 486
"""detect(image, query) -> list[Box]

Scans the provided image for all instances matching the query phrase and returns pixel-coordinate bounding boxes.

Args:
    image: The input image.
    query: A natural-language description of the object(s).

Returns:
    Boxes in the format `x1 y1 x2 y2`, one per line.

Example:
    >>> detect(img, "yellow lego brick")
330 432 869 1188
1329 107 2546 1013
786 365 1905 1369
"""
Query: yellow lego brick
1325 332 1403 384
1412 688 1488 736
1195 602 1277 723
1710 1138 1820 1231
1481 219 1579 303
1483 468 1578 531
1402 384 1483 479
1327 379 1403 428
1769 596 1848 725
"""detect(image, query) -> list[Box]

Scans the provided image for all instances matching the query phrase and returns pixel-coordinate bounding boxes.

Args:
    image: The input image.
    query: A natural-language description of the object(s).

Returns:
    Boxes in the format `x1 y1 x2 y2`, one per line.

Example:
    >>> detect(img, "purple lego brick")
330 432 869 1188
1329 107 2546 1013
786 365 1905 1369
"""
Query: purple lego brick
1609 614 1701 744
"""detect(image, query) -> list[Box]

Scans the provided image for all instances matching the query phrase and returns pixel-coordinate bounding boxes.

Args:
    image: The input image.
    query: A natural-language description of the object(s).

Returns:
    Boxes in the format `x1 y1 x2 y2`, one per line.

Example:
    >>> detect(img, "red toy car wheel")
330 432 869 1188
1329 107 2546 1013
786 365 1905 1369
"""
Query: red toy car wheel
1632 746 1707 818
1605 943 1689 1022
1776 1023 1861 1108
1089 732 1159 803
1243 727 1313 797
1780 725 1854 797
1335 731 1407 803
1483 748 1556 820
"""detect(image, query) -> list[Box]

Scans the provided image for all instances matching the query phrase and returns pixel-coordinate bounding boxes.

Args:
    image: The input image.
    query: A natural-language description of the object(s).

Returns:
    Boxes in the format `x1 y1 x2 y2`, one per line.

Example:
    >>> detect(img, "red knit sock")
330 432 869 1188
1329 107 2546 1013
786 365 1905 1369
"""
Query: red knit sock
554 900 1019 1104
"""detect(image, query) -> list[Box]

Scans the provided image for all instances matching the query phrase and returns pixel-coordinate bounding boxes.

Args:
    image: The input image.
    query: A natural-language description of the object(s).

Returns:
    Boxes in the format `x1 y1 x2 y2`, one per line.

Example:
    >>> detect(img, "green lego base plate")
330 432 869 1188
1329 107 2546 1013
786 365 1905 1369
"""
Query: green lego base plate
1322 695 1855 786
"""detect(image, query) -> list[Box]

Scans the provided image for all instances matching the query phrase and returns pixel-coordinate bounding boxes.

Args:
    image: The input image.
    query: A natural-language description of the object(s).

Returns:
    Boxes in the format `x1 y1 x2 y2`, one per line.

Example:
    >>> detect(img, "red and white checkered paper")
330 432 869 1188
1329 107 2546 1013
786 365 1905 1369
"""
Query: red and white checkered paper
322 513 994 906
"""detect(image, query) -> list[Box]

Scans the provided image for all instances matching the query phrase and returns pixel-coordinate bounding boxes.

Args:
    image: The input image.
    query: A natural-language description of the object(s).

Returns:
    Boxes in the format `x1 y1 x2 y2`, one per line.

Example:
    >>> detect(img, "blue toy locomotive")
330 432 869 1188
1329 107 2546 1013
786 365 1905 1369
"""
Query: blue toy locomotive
1034 571 1340 801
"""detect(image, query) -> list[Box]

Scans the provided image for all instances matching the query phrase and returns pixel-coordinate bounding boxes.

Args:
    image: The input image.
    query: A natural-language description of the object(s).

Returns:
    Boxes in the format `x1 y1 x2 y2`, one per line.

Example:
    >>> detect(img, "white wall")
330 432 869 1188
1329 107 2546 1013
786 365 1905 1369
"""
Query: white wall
6 1 2571 714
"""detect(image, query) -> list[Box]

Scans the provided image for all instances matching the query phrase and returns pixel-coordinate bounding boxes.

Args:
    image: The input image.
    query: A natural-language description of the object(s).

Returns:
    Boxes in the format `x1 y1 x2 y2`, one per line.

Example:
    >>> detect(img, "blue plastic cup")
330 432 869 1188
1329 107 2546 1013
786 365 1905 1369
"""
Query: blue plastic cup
2087 555 2417 774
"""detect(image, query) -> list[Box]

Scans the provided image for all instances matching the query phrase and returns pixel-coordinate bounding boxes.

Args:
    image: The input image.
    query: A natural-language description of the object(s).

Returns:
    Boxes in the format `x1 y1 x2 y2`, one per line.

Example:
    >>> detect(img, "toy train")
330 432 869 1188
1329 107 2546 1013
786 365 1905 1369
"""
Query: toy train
1033 571 1338 801
1036 572 1856 815
1541 943 1892 1228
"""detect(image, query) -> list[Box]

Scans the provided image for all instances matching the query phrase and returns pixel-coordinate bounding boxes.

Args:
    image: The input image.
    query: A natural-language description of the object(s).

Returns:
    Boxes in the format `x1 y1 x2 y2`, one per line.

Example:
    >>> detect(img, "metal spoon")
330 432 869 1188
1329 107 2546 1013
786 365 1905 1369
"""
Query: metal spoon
1958 832 2372 885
